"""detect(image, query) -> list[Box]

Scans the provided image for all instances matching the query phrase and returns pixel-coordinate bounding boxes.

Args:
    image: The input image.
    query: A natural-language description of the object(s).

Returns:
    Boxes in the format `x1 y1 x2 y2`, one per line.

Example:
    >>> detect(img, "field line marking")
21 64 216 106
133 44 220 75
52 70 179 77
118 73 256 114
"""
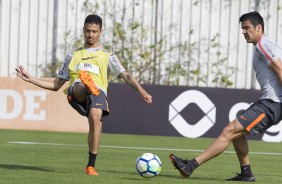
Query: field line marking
6 141 282 156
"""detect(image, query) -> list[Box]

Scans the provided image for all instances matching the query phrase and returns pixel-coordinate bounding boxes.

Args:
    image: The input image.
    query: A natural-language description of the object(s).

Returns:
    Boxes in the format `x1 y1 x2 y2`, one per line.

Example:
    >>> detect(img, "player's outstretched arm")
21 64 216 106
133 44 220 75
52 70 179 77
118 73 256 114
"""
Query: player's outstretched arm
119 71 152 105
15 65 66 91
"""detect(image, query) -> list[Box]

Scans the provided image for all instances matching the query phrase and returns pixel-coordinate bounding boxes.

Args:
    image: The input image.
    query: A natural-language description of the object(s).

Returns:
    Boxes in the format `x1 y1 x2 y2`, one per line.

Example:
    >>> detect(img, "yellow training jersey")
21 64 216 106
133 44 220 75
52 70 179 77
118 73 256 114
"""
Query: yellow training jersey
58 47 126 95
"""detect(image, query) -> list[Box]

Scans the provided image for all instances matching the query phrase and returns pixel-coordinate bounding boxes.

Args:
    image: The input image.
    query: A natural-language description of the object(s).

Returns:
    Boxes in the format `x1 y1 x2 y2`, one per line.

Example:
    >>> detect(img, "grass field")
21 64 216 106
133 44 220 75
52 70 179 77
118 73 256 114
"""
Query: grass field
1 129 282 184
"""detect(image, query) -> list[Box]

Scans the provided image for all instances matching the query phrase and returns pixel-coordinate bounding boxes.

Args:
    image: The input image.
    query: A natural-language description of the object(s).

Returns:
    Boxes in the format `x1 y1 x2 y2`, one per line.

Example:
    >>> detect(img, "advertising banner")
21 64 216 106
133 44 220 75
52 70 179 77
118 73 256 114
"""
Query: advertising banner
105 84 282 142
1 77 282 142
0 77 87 132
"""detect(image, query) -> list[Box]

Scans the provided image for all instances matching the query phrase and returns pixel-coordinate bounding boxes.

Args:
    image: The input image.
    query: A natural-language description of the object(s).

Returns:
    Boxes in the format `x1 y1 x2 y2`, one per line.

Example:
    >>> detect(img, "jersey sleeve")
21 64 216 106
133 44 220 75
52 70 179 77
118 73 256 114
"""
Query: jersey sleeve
57 52 73 80
108 53 126 78
257 36 280 65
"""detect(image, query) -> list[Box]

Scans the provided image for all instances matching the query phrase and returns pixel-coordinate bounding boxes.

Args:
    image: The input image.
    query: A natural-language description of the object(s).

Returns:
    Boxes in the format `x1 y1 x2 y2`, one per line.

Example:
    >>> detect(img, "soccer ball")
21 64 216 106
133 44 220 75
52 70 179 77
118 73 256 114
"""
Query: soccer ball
135 153 162 178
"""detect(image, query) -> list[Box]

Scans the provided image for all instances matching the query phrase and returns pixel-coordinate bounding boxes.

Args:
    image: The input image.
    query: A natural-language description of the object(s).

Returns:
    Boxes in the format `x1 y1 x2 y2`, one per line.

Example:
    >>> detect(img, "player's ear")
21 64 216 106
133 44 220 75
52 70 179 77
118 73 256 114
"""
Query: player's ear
256 24 262 33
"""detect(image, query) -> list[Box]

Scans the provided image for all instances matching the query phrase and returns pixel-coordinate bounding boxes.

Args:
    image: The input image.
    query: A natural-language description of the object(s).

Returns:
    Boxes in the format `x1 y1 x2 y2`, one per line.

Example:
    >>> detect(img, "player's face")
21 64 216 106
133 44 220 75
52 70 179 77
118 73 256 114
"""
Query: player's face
83 23 102 47
241 20 262 45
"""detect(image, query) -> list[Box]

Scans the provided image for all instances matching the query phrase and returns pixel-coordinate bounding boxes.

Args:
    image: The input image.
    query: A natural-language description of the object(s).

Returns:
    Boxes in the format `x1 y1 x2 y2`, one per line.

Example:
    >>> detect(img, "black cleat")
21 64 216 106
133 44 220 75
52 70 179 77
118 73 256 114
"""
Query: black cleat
225 173 255 182
169 154 193 178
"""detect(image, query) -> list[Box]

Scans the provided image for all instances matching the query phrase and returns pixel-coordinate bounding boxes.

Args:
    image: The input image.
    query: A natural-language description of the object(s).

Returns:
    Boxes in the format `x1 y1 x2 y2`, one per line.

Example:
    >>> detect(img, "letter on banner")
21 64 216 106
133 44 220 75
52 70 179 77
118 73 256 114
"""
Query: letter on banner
0 90 23 119
23 90 46 120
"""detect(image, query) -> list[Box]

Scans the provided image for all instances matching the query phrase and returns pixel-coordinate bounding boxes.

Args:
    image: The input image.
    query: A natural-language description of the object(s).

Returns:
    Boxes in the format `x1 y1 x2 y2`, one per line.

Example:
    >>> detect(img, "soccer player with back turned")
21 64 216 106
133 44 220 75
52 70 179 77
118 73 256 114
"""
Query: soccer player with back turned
169 11 282 182
16 14 152 176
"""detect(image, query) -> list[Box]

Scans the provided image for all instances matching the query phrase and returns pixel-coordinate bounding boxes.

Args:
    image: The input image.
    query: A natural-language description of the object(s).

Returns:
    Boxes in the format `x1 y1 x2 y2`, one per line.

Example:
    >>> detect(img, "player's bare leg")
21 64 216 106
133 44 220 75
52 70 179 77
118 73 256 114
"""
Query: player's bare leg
72 83 88 103
71 72 100 104
85 108 102 175
226 136 254 181
195 119 246 165
169 119 246 177
233 136 250 166
88 108 102 154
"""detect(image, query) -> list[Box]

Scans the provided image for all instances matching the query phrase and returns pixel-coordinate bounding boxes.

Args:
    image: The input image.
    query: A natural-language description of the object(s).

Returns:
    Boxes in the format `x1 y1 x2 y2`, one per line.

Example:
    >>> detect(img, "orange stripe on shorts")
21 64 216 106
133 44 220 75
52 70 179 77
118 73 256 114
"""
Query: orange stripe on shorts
246 113 266 131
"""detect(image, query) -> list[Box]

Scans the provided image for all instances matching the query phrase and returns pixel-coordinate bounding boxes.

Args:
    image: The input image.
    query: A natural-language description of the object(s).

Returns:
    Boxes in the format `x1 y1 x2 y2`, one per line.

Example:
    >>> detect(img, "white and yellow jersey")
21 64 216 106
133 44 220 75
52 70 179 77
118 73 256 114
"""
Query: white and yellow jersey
57 47 126 95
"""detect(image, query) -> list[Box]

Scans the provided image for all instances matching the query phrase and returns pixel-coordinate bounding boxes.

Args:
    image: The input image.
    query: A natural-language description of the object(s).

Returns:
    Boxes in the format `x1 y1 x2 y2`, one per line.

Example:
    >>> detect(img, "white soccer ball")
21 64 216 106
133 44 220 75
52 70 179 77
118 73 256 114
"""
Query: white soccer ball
135 153 162 178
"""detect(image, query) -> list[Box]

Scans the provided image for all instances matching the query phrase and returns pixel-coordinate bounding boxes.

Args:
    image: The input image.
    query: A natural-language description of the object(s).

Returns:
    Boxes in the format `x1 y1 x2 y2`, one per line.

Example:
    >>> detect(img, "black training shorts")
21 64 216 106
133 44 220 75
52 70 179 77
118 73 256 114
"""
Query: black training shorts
237 99 282 134
67 85 109 117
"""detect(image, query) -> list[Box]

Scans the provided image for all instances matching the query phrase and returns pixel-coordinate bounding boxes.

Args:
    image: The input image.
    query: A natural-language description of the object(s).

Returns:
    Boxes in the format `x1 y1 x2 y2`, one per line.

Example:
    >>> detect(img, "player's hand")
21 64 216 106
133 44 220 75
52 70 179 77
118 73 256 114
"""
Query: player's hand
142 92 152 105
15 65 31 82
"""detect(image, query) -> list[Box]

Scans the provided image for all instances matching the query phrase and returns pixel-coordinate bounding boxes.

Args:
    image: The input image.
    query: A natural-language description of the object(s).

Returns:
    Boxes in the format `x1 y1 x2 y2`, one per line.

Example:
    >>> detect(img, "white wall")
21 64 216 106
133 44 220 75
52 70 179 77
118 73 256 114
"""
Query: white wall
1 0 282 89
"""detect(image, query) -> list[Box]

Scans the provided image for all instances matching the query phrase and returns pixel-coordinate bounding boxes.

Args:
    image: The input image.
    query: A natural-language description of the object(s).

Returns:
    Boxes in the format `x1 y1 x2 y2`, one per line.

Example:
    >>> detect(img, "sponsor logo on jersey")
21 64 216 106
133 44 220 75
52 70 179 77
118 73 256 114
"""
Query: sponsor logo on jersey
110 55 122 71
264 42 275 57
60 61 68 71
256 48 264 59
76 63 100 75
81 56 97 61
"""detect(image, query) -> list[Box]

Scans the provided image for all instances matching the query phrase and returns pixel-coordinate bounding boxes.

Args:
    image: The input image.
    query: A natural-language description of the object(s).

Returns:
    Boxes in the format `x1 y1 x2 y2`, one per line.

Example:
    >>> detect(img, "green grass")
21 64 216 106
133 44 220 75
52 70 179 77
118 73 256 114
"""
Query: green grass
0 129 282 184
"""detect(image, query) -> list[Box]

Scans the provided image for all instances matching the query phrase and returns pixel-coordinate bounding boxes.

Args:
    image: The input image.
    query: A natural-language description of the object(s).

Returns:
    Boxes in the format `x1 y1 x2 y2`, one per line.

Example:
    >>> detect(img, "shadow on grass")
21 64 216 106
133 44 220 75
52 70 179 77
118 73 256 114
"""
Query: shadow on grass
0 164 55 172
121 174 224 182
101 169 148 180
101 169 224 182
101 169 137 175
148 174 224 182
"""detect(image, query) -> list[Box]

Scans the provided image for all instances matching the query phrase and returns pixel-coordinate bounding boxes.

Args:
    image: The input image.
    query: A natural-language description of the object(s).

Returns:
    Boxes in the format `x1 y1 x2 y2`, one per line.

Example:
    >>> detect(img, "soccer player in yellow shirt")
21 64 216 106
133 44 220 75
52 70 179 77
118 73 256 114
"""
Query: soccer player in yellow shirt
15 14 152 175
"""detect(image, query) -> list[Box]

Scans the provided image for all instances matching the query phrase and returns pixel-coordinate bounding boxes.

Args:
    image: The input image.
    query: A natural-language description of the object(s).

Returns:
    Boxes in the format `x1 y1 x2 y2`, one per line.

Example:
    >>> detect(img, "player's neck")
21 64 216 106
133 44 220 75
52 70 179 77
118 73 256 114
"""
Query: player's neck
252 34 263 46
84 42 101 49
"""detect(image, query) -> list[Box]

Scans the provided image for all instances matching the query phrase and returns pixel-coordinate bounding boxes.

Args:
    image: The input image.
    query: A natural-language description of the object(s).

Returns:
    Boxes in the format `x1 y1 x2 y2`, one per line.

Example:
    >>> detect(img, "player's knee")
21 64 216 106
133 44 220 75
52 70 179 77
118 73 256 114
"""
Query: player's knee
88 115 101 128
220 123 236 140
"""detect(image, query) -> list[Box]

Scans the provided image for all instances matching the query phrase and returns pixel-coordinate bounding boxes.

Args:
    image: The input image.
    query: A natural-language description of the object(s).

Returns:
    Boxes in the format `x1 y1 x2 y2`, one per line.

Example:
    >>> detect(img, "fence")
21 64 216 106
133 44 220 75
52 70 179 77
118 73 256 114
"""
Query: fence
1 0 282 88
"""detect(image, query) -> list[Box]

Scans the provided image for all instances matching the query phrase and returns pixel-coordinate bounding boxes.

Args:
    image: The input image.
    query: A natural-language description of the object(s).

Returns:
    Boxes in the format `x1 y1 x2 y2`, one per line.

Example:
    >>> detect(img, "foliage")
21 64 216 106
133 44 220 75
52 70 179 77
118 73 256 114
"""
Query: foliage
39 60 63 78
43 0 236 88
209 33 235 87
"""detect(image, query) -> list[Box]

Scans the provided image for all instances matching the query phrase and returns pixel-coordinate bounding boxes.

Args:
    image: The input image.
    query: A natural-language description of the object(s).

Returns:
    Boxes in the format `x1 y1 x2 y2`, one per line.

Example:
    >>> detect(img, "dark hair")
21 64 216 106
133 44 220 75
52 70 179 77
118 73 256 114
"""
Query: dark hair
239 11 264 32
84 14 102 29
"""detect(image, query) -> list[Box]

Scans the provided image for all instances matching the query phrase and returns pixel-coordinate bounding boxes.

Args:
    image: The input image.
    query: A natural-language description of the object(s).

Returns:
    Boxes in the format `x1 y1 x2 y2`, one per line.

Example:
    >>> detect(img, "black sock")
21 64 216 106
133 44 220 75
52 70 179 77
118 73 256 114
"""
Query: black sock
188 158 199 171
87 152 97 167
241 165 253 177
